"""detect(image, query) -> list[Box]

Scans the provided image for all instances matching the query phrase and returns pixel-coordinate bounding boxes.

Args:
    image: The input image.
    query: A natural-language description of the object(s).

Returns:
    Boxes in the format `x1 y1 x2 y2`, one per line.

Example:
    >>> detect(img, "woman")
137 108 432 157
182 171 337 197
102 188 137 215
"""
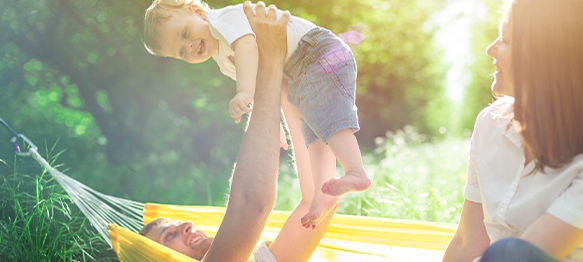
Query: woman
443 0 583 261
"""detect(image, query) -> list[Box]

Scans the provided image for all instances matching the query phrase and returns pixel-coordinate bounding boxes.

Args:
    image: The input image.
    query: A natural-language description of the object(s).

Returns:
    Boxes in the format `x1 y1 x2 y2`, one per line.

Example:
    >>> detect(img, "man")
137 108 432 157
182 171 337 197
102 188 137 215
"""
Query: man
140 2 336 261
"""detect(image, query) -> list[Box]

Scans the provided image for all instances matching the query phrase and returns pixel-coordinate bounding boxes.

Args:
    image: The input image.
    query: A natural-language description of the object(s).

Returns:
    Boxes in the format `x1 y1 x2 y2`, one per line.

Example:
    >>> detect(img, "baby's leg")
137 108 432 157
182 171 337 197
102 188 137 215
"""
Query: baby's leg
279 80 315 205
322 128 371 196
269 81 336 261
300 140 339 228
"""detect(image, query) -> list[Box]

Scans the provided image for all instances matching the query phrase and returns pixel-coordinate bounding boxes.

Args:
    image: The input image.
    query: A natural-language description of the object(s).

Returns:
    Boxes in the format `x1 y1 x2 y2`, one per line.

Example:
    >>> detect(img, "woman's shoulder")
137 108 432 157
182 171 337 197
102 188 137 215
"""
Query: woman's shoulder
473 96 515 131
488 96 514 115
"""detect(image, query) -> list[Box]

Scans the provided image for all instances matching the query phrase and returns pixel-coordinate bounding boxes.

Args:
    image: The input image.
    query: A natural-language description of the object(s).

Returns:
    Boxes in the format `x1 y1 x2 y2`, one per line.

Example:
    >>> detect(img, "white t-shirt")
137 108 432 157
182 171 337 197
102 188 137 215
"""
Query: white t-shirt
464 97 583 261
206 4 317 81
249 242 277 262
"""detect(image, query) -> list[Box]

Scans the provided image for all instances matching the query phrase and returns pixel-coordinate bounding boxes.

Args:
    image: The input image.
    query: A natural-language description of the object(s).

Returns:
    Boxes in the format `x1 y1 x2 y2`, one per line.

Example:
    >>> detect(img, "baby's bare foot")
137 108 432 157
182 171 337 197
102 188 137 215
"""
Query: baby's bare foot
300 195 338 229
321 172 371 197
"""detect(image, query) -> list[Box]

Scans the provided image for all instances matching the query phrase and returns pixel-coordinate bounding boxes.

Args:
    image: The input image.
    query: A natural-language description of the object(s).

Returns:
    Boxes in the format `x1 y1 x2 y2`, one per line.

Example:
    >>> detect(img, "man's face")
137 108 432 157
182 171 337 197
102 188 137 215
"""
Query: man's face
144 220 213 261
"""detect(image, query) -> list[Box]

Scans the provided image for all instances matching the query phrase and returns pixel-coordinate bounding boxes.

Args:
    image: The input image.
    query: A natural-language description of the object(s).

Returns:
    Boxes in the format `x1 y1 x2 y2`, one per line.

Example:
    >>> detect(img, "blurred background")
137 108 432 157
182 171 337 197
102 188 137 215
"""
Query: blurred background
0 0 503 258
0 0 502 261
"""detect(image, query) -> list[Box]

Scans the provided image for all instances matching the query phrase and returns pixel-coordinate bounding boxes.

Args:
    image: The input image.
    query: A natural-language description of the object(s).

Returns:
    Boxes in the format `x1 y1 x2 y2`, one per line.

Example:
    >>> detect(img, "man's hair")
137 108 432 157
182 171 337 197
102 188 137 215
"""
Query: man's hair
143 0 210 55
509 0 583 172
139 217 171 236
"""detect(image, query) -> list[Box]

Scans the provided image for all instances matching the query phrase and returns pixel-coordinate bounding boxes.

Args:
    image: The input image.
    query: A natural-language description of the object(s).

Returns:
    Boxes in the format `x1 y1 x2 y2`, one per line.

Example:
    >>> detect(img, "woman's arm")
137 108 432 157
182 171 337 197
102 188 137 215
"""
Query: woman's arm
443 200 491 262
521 213 583 260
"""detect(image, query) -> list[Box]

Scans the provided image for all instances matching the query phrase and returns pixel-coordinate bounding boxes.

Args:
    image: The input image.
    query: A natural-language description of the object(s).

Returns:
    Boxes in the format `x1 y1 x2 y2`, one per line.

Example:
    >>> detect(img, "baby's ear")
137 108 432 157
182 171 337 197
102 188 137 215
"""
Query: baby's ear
190 5 207 20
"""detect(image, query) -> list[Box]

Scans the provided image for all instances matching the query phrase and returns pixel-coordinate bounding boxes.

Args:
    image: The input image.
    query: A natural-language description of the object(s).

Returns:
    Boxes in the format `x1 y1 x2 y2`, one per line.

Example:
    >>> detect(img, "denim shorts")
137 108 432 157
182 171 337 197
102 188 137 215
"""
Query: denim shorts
284 27 360 147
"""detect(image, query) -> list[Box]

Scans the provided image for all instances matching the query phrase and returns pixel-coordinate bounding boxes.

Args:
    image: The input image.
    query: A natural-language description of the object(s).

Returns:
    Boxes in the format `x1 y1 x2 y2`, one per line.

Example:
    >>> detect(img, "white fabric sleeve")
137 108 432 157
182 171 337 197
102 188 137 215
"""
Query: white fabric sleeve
547 167 583 229
208 5 255 47
463 107 491 203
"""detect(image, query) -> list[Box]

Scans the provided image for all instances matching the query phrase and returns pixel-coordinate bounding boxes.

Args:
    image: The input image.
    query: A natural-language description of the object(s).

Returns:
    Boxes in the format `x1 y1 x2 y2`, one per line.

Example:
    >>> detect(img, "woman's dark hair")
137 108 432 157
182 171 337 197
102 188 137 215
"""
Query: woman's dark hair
511 0 583 172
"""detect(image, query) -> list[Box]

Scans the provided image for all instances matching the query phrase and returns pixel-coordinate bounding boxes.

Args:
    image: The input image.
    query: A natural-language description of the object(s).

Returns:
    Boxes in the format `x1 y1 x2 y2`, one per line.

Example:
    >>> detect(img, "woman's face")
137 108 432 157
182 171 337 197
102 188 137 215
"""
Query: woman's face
486 17 514 97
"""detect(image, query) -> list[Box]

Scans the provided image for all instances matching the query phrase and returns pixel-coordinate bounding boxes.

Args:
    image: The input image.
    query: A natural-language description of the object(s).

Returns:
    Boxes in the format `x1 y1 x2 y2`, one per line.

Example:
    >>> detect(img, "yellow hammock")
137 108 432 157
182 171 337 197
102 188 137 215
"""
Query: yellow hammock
12 137 456 262
108 204 456 262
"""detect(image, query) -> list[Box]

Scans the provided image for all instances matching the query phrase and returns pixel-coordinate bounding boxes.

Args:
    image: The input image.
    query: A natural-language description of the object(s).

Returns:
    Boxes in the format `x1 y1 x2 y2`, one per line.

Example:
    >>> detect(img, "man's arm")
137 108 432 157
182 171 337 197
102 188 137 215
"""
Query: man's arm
443 200 490 262
202 2 289 261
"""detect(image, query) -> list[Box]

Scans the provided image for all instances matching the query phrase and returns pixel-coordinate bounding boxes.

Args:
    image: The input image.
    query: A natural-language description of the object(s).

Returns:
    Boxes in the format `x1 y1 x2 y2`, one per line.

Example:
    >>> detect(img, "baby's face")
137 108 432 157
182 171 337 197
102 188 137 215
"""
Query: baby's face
157 7 218 64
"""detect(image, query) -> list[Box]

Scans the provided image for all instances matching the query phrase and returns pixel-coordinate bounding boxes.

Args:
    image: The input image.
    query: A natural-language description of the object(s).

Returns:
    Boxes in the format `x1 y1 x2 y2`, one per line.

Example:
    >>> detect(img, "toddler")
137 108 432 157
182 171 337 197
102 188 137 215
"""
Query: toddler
144 0 371 227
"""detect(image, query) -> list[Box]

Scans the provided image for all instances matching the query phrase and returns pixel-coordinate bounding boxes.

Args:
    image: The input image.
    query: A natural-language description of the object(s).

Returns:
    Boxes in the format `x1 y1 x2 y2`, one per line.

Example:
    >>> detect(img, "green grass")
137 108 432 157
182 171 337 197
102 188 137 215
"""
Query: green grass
276 127 469 224
0 152 116 262
0 128 469 261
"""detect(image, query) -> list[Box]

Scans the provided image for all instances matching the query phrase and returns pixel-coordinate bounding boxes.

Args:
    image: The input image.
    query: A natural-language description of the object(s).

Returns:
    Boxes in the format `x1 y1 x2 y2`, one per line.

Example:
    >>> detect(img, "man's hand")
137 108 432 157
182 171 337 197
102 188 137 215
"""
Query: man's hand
229 92 253 123
243 1 290 71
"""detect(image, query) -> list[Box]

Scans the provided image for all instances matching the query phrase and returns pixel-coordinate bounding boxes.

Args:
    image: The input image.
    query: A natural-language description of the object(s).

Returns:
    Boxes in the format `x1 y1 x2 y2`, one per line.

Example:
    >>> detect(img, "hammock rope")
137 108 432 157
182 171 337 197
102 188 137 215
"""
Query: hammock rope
1 117 456 261
30 146 145 245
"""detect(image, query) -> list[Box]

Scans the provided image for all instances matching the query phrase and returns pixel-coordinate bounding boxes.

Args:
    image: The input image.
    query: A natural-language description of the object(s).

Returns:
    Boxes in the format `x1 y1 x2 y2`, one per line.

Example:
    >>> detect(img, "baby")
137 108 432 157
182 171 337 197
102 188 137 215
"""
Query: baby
144 0 371 227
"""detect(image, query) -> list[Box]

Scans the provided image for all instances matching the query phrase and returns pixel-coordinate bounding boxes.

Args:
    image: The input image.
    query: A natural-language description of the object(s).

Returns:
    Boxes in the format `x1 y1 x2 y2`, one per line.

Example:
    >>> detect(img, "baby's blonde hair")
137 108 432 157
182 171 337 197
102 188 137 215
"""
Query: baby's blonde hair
143 0 210 55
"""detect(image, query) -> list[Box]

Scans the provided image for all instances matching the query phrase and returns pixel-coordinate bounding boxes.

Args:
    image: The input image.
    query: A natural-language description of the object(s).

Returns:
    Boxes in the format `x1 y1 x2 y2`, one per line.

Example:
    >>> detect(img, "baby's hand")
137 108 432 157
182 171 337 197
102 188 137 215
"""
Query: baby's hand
229 92 253 123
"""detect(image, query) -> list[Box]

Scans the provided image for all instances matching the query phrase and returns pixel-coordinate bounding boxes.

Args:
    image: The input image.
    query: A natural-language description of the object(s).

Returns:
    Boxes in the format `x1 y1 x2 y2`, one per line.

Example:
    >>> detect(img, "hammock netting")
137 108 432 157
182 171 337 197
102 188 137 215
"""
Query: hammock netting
26 143 456 261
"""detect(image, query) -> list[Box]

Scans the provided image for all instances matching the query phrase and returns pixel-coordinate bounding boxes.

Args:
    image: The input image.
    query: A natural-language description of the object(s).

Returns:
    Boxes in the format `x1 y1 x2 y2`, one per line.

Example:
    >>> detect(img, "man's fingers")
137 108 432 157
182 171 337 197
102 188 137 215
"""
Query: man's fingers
266 4 277 21
279 10 291 25
243 1 253 19
256 1 266 17
235 116 241 123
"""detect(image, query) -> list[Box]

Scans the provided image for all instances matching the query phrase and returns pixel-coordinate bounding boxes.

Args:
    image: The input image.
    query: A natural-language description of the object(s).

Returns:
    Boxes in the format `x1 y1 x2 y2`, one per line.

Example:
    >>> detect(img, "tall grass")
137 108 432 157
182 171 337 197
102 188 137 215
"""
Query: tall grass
276 127 470 224
0 151 116 261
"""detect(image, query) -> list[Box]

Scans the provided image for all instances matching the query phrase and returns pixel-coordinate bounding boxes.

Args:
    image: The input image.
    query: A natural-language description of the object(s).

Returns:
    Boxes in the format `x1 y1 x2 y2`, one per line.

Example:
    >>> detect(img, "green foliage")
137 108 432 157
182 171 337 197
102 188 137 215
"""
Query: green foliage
0 0 453 209
460 0 502 130
277 128 469 224
353 131 468 223
0 153 115 261
0 0 503 258
0 0 244 206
